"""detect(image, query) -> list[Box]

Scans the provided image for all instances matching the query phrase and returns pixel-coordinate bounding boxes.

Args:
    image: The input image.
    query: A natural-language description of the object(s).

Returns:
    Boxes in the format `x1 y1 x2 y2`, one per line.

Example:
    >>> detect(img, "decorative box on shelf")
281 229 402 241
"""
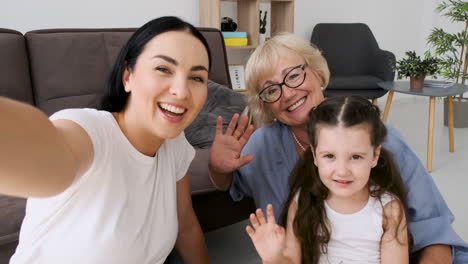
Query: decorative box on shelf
224 38 248 46
222 31 247 38
223 31 248 46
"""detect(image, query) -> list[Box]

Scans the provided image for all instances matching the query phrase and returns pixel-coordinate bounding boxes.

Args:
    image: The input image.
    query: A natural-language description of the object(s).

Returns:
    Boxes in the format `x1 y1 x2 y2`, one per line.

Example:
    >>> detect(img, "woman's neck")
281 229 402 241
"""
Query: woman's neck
113 111 163 157
290 125 309 154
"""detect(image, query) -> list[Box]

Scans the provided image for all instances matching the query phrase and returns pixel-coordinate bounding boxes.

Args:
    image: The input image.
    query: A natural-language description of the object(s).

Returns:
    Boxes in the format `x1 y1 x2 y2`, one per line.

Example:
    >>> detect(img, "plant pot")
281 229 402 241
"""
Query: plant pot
410 76 425 89
259 33 266 44
443 97 468 128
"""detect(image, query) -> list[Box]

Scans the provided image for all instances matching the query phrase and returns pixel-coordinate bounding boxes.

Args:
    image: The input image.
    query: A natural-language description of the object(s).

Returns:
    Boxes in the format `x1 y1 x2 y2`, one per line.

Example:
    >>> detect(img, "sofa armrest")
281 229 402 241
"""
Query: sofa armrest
0 232 19 246
188 148 218 195
373 49 396 81
0 195 26 250
188 147 256 232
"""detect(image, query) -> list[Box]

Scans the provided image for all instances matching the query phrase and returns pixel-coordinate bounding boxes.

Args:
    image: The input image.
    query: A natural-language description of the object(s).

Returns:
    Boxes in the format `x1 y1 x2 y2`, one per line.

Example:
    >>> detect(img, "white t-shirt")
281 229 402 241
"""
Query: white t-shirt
11 108 195 264
319 194 394 264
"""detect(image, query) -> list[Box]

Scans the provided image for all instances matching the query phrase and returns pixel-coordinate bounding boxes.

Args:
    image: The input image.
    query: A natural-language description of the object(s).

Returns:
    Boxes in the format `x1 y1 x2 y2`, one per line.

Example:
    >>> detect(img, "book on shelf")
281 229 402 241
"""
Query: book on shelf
224 38 248 46
222 31 247 38
424 80 454 88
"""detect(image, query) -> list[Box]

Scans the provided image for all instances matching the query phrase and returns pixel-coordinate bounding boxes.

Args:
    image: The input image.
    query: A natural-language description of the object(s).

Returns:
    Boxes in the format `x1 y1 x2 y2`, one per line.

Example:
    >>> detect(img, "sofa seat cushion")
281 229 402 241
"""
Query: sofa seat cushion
25 29 135 116
185 80 246 149
0 29 34 105
0 196 26 246
328 75 383 90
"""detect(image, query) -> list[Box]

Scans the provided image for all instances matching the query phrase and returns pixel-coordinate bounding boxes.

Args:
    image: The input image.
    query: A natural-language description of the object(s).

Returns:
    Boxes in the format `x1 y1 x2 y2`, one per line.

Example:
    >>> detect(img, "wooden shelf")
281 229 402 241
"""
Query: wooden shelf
226 45 258 49
199 0 294 46
271 0 294 34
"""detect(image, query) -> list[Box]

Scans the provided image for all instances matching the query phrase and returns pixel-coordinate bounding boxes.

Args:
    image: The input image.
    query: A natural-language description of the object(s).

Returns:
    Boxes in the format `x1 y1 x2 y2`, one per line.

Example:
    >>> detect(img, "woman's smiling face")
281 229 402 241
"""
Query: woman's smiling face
122 30 209 140
260 49 324 127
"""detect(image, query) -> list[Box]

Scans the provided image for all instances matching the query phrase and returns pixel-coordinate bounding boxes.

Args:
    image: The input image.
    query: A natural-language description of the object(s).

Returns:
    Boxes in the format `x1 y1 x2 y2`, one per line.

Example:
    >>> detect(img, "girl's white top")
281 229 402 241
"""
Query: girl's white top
11 108 195 264
319 193 394 264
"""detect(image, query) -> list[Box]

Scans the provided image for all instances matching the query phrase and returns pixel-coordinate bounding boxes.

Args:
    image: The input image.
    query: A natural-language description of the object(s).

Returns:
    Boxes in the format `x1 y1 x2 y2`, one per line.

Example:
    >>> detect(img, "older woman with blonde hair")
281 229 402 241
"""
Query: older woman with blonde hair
209 32 468 263
244 33 329 126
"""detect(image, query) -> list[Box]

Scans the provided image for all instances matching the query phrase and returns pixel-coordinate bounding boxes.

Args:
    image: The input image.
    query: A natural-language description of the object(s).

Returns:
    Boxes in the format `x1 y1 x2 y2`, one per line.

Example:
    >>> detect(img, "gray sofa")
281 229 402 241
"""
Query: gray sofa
0 27 255 263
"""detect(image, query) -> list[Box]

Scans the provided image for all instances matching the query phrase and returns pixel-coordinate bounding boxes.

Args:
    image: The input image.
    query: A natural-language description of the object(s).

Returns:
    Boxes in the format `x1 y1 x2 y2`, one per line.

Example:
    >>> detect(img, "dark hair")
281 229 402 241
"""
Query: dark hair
101 16 212 112
280 96 412 264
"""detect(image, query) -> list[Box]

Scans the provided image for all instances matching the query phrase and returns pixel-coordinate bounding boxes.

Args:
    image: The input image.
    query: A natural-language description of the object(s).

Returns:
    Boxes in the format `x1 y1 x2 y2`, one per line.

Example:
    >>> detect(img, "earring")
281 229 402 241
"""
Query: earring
321 87 324 91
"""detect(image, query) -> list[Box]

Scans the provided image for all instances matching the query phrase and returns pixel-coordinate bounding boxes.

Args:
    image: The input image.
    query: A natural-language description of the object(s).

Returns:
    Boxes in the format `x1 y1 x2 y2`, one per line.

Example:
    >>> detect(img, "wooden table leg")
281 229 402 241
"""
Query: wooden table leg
427 96 436 172
382 91 394 122
447 96 455 152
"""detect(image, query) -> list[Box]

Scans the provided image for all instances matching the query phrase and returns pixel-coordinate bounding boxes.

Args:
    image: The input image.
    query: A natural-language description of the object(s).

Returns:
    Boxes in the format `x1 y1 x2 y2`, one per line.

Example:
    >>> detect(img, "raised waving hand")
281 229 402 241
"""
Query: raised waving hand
246 204 289 264
208 113 254 189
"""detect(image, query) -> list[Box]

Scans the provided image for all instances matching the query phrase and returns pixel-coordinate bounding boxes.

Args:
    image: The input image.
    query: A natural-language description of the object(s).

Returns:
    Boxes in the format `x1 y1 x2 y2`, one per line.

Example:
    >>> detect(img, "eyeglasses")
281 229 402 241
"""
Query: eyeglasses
258 64 307 103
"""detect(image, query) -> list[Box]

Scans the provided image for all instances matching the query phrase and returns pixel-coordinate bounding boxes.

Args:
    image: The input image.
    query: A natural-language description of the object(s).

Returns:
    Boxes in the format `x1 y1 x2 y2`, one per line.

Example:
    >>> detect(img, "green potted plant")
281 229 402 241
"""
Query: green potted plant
425 0 468 127
394 51 440 89
259 10 267 44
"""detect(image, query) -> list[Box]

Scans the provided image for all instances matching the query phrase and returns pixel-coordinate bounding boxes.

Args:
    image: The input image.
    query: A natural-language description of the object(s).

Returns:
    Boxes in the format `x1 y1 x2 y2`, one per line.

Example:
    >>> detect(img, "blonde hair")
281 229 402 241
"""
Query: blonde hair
245 33 330 127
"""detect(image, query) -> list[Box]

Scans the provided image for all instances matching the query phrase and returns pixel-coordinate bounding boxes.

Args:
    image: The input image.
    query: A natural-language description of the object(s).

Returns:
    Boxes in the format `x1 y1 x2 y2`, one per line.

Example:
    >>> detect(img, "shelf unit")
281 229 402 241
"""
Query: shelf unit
199 0 294 48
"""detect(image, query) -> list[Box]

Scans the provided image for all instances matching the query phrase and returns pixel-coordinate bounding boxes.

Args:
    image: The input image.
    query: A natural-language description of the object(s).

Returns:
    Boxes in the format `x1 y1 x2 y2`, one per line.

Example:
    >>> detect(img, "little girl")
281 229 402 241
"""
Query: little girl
246 96 411 264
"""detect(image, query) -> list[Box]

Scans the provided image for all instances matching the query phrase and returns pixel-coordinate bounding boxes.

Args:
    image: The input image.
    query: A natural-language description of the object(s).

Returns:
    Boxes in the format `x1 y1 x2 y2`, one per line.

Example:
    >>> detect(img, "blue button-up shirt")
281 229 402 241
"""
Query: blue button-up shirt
231 121 468 262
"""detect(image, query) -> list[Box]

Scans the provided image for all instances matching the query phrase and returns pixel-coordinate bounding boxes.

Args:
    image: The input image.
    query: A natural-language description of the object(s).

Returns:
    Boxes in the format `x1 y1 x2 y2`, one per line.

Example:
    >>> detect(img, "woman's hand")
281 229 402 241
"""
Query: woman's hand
209 113 254 175
246 204 287 264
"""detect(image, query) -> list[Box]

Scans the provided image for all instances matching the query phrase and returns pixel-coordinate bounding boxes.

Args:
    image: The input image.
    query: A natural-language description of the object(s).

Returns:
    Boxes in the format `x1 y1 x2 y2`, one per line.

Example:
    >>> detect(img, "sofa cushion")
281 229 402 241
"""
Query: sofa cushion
0 241 18 262
185 80 246 149
0 196 26 246
25 28 232 116
25 29 135 116
0 29 34 105
199 28 232 88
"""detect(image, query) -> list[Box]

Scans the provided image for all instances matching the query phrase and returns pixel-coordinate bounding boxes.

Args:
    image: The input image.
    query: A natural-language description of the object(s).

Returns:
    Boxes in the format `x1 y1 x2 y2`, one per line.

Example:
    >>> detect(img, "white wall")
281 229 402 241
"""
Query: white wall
0 0 199 33
294 0 465 61
0 0 464 63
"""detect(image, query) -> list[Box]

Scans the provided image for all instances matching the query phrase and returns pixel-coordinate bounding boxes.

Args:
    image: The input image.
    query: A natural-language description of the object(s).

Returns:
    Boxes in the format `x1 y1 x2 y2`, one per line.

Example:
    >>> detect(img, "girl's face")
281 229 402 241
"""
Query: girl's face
259 50 324 127
122 30 209 140
313 124 381 201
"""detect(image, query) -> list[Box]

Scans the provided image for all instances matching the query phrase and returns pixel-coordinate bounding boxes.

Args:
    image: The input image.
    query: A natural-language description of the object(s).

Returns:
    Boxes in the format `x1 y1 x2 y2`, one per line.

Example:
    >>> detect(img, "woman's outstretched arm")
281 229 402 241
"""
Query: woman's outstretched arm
0 97 93 198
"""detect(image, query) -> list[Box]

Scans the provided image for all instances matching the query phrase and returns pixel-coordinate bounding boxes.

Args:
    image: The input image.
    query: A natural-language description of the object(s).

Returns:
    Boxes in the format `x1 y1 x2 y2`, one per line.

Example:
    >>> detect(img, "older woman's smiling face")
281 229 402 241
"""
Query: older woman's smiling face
260 49 324 127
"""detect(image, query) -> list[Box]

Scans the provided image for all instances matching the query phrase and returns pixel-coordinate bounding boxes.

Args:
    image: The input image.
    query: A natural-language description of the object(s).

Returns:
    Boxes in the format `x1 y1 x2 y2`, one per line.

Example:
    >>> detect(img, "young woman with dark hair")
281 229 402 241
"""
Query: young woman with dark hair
246 96 411 264
0 16 210 263
102 16 211 112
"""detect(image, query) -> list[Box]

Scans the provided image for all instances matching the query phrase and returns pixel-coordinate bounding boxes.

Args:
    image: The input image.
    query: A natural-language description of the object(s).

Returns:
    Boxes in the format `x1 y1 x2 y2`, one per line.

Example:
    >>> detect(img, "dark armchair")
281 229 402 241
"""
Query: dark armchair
310 23 395 100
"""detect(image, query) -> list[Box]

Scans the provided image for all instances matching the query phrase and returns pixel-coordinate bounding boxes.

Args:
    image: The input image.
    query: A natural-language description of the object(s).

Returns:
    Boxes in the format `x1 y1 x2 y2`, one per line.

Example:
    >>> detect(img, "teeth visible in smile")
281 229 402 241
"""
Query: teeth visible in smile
288 97 306 112
160 103 186 114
